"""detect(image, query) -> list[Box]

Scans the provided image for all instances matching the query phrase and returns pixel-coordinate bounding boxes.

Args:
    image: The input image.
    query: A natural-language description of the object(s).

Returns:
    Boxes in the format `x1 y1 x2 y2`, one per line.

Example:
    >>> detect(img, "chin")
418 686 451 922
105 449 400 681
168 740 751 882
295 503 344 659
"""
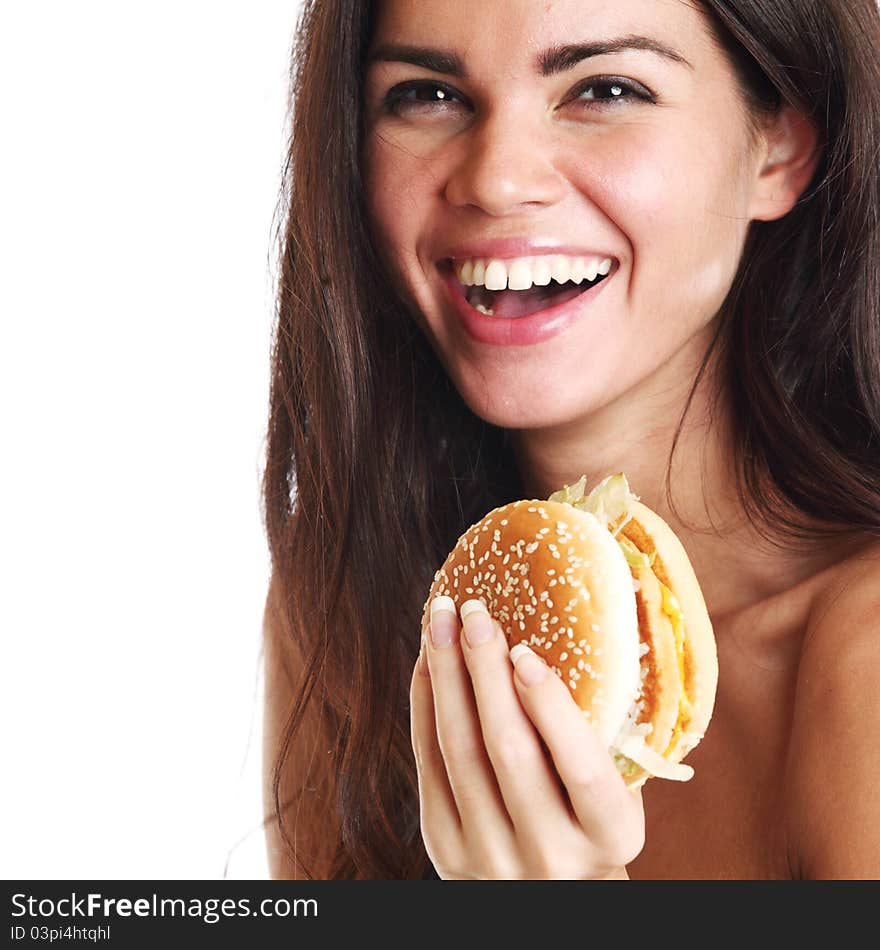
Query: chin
447 360 621 432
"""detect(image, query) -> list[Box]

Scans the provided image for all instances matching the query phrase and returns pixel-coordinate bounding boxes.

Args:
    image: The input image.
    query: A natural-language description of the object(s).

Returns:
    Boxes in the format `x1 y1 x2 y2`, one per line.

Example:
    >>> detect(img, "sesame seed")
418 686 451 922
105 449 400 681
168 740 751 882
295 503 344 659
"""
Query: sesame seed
560 652 568 661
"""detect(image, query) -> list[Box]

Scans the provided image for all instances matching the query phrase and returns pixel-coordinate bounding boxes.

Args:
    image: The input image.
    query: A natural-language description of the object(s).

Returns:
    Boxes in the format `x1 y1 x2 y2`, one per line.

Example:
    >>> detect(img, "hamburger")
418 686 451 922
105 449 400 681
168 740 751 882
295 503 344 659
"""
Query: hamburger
424 473 718 788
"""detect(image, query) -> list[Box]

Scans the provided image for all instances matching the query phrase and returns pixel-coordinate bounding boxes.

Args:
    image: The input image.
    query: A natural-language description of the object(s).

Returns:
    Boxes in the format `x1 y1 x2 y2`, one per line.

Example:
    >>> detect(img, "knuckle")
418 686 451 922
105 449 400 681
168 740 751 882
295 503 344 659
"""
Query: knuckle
478 851 519 880
412 736 441 773
442 737 486 774
569 765 604 794
530 850 566 880
529 846 589 880
486 734 534 775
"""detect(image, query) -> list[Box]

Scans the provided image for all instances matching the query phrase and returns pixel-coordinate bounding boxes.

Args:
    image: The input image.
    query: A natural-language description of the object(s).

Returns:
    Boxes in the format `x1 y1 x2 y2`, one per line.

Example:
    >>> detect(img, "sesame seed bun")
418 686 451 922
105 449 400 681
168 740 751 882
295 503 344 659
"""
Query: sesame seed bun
425 499 641 748
424 479 718 788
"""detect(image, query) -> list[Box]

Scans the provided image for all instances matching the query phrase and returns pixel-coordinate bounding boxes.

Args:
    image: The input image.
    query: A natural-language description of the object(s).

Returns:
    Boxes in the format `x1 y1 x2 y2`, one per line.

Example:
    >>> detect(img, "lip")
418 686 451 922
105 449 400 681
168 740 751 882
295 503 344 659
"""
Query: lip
438 260 616 347
437 237 616 263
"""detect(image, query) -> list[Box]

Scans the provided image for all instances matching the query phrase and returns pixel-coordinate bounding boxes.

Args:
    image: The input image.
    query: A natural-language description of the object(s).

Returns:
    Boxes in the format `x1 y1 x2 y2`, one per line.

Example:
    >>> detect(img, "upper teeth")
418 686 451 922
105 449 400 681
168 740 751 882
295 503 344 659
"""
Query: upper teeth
454 255 613 291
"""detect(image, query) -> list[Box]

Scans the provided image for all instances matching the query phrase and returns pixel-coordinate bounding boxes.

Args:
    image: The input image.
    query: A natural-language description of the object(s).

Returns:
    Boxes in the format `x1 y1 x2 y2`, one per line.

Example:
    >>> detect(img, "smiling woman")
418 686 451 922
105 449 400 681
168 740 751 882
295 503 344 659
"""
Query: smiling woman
262 0 880 879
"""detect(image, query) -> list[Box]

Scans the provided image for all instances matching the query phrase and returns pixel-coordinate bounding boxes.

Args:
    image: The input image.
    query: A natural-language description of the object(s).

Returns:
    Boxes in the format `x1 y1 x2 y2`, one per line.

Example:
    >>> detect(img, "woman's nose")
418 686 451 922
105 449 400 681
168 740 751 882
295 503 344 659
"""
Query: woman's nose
443 110 566 216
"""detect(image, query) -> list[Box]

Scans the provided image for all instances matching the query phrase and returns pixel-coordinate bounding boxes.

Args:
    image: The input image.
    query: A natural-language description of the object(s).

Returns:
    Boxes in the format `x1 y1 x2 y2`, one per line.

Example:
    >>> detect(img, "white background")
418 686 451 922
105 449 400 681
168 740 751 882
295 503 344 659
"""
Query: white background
1 1 305 878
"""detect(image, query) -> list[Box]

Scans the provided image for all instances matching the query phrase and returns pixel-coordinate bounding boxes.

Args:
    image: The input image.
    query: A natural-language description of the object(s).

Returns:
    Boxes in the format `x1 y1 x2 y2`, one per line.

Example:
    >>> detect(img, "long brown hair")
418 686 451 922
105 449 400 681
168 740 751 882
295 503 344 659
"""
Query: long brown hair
262 0 880 878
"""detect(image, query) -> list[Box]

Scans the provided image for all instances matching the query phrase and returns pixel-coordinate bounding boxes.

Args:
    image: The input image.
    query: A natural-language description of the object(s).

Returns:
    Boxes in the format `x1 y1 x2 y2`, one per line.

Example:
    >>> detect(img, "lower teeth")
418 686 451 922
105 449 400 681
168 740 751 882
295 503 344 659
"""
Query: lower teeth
475 304 495 315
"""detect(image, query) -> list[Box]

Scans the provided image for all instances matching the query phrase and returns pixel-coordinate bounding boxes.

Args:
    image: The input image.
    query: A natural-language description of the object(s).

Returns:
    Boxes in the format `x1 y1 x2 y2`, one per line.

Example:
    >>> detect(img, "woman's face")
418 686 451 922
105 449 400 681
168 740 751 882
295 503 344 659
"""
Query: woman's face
363 0 765 430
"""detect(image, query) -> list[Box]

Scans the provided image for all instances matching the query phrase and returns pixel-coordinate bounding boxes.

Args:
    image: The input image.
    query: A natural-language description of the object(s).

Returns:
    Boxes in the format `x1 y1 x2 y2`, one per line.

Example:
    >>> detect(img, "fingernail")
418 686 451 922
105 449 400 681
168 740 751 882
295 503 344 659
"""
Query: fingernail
510 643 549 685
430 595 458 648
460 599 495 647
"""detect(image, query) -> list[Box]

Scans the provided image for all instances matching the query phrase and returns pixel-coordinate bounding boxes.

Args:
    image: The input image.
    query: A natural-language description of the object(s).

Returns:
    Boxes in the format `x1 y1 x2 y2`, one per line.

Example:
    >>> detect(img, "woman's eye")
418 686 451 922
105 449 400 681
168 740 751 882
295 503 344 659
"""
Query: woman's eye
382 81 467 116
571 77 653 106
379 76 654 118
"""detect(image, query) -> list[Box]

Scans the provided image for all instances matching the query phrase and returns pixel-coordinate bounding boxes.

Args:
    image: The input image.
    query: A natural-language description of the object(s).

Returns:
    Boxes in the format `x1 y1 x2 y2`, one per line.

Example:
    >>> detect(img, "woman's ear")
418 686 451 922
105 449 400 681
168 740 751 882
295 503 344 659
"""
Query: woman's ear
748 106 821 222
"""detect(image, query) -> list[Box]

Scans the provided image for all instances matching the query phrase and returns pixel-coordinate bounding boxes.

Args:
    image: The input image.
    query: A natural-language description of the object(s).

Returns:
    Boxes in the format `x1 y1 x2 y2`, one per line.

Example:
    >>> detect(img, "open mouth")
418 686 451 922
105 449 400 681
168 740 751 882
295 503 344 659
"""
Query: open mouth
441 259 613 319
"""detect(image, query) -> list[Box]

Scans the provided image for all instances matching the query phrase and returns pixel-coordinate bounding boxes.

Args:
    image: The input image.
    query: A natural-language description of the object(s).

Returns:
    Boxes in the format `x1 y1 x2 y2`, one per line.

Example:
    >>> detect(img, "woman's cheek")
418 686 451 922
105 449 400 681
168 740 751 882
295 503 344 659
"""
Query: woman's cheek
580 125 746 320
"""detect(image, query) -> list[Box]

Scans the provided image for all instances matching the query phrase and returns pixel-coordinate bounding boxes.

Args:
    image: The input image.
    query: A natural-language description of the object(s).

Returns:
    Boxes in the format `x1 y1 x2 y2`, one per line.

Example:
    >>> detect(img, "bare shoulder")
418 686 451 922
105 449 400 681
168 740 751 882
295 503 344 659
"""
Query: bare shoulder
786 539 880 878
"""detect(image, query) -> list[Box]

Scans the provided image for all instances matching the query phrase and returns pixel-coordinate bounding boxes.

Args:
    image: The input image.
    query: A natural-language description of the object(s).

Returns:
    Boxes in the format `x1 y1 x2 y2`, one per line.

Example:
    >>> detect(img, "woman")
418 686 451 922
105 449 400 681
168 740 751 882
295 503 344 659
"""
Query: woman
262 0 880 879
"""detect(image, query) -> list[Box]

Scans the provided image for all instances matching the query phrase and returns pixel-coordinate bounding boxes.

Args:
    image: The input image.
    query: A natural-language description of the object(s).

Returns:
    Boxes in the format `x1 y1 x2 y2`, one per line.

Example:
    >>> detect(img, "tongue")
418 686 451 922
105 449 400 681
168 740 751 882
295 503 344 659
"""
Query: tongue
489 282 589 318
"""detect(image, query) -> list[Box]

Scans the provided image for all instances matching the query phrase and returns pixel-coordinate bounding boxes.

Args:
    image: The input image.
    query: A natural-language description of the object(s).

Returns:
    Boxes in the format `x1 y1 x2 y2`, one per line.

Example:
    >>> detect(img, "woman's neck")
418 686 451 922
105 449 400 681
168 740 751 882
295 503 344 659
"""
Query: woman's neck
508 335 846 624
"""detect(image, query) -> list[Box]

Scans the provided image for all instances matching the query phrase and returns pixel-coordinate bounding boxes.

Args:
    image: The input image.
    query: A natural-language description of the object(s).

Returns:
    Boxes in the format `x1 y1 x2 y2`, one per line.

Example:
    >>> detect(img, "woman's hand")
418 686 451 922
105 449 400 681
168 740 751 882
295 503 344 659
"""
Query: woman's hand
410 595 645 880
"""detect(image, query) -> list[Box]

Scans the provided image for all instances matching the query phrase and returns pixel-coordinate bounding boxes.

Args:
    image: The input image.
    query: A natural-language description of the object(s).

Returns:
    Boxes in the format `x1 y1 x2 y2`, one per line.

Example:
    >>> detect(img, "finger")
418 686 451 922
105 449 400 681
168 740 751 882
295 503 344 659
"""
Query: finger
458 600 578 842
425 597 518 853
410 627 462 855
509 643 644 856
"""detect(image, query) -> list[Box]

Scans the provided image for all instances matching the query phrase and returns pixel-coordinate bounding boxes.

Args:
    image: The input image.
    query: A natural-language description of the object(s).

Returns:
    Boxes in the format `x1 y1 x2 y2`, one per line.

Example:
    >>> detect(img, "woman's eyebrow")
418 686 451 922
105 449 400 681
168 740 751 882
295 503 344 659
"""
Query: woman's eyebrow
366 36 694 78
